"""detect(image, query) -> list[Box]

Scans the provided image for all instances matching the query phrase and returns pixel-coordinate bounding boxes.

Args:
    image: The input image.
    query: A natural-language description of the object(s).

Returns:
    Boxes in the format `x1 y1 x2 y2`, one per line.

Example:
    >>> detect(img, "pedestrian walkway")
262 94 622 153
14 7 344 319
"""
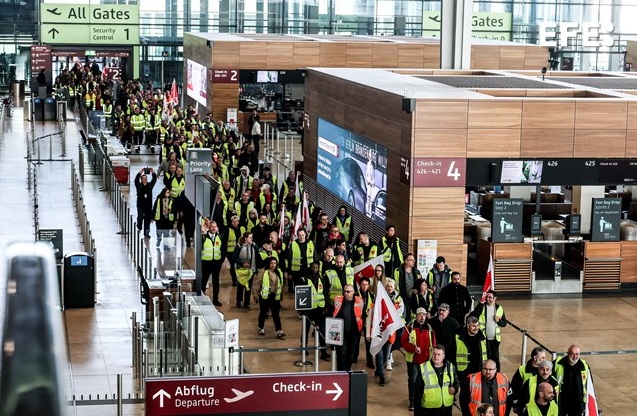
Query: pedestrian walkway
0 104 636 415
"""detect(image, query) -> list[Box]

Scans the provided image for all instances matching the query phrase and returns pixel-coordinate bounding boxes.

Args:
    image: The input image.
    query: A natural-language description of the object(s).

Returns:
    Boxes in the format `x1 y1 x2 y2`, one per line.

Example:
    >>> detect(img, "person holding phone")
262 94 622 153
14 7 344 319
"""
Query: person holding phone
134 167 156 238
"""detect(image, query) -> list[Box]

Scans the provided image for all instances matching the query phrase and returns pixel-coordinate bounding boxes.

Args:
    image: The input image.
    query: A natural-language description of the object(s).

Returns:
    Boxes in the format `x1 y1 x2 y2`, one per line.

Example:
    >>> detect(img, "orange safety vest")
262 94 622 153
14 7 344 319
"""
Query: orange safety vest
468 372 509 416
332 295 365 332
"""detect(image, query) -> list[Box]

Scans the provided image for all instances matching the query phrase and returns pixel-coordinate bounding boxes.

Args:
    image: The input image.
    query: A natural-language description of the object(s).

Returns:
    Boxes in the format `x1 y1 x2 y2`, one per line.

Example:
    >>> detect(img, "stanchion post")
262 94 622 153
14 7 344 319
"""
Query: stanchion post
521 330 528 365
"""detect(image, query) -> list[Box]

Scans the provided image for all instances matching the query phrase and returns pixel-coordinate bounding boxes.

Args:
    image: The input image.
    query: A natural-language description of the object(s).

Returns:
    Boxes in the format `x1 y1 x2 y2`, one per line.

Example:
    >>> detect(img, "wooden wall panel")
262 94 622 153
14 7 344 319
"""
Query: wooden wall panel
372 43 398 68
620 241 637 284
467 129 521 158
585 242 622 258
319 43 347 67
414 101 468 129
468 101 522 129
212 42 240 68
346 43 373 67
239 42 267 68
493 243 532 259
627 102 637 130
574 102 628 130
472 45 500 69
520 129 574 157
423 44 440 68
413 129 467 158
266 42 294 69
293 42 320 68
573 130 626 158
411 187 466 217
523 47 550 69
211 84 239 121
398 44 425 68
499 47 526 70
521 101 576 129
625 130 637 157
410 217 464 243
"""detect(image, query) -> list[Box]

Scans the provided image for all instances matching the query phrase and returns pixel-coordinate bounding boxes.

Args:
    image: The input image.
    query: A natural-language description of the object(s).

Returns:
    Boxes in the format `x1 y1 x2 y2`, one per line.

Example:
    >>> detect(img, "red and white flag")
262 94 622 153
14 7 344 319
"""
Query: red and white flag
169 78 179 106
301 191 311 230
291 201 303 241
278 204 286 239
585 369 599 416
369 283 404 357
481 254 494 302
353 255 384 284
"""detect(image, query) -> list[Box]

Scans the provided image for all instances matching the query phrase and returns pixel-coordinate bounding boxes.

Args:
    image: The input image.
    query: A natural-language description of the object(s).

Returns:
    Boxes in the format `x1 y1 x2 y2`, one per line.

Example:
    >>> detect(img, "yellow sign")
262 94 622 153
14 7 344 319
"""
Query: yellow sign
423 11 512 40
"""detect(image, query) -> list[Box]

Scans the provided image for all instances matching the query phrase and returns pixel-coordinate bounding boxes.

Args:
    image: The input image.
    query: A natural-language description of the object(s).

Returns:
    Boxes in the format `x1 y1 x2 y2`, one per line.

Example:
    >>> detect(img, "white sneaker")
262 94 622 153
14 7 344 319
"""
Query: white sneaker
385 352 394 370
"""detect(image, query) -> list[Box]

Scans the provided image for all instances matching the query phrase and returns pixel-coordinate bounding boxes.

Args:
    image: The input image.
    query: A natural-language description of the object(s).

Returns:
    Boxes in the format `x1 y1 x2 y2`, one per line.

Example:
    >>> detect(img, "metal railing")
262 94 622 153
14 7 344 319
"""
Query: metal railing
70 161 97 258
263 121 295 181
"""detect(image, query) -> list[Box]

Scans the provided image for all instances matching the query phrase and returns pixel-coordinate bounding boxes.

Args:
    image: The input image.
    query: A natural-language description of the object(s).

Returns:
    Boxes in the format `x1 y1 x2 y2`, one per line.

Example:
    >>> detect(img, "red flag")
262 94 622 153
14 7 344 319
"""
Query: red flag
481 254 494 302
585 369 598 416
369 283 404 356
352 255 384 284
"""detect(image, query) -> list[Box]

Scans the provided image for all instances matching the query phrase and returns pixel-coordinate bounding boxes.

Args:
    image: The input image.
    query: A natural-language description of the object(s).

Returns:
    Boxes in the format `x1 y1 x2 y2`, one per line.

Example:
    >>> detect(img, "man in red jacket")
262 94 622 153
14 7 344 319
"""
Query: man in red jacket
401 307 436 411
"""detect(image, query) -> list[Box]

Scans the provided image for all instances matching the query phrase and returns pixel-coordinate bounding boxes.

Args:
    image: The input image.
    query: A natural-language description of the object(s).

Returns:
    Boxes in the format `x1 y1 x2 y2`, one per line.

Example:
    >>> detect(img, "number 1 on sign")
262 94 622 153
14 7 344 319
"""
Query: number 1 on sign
447 161 461 181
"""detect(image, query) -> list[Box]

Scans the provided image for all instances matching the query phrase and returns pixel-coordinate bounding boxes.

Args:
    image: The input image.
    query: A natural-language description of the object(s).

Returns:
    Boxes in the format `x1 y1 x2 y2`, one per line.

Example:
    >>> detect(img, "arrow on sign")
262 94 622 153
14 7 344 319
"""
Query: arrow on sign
48 28 59 39
299 298 307 306
326 383 343 401
152 389 171 408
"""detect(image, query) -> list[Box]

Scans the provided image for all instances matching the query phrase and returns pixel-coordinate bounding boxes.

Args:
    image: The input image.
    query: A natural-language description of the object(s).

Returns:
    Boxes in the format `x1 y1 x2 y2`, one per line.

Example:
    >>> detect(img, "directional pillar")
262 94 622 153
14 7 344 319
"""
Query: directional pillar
440 0 473 69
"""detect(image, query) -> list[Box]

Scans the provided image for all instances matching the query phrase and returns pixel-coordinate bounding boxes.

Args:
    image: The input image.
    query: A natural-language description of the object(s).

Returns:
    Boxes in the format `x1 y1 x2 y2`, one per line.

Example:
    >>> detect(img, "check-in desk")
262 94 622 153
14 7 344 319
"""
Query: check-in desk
146 270 196 321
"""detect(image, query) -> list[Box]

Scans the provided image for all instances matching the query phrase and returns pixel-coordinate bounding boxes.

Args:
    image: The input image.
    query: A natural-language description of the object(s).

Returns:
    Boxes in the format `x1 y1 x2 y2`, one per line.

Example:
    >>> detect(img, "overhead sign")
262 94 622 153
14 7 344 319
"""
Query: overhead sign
31 45 52 74
186 148 213 175
40 4 139 45
294 285 312 311
209 69 239 83
492 199 523 243
412 158 466 187
423 11 512 41
145 372 350 415
590 198 621 242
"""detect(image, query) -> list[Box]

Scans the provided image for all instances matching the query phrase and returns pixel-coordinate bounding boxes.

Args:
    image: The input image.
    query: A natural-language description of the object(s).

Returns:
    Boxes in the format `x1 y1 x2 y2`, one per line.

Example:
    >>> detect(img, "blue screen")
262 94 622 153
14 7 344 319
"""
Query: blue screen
70 255 88 266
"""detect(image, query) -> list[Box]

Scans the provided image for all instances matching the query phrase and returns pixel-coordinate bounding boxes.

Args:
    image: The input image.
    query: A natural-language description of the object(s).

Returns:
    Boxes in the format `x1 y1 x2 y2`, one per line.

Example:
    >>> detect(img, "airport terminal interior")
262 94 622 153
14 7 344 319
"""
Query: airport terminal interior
2 0 637 415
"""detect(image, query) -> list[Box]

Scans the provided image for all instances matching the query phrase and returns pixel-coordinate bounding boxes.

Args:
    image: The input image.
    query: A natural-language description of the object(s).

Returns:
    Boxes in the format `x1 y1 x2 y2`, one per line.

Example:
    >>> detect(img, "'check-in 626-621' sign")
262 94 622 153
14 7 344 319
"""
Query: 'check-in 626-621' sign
411 158 466 187
146 372 353 415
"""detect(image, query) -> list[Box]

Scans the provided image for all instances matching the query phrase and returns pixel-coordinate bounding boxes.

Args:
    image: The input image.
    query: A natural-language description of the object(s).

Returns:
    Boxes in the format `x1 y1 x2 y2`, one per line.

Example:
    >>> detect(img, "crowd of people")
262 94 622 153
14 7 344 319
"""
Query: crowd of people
70 69 595 416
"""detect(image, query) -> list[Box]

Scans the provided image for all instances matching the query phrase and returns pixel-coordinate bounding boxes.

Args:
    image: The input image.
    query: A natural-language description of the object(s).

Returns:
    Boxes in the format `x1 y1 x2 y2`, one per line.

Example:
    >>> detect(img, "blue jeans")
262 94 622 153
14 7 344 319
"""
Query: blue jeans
374 341 391 377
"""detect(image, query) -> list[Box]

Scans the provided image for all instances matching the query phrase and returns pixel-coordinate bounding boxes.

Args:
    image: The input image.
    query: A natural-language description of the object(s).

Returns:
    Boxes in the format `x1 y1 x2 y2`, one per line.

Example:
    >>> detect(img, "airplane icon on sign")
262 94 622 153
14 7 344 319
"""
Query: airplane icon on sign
224 388 254 403
47 8 62 16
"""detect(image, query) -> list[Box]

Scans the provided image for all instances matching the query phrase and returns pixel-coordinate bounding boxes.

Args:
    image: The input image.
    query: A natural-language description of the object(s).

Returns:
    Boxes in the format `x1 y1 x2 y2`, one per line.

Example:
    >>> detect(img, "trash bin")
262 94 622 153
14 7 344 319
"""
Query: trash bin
62 252 95 308
33 97 44 121
44 97 56 120
11 80 24 102
23 98 32 121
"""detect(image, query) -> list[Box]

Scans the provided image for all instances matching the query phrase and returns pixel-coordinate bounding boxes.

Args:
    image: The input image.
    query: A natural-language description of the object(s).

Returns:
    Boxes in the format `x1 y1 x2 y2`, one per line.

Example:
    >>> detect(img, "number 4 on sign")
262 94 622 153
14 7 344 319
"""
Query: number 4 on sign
447 161 461 181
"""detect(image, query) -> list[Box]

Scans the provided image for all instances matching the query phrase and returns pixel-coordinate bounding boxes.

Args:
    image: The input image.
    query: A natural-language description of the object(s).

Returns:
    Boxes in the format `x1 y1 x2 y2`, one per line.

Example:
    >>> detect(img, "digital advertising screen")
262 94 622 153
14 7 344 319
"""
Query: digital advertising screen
500 160 543 184
186 59 207 106
317 118 387 226
257 70 279 83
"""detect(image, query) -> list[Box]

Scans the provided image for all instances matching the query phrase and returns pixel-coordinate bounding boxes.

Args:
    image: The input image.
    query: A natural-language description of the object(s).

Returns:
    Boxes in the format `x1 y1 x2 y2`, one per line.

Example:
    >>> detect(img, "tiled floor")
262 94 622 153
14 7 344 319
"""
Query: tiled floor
1 105 636 415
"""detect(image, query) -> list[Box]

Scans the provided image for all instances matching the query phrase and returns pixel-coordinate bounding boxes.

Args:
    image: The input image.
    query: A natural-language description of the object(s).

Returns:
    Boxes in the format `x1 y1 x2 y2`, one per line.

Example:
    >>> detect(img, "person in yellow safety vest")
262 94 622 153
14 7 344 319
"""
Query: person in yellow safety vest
297 262 331 360
220 180 236 207
332 284 364 371
517 360 560 415
465 359 509 416
145 107 161 153
553 345 592 416
257 239 279 270
379 225 404 278
223 216 245 287
352 232 379 267
152 188 176 247
84 89 96 110
261 166 277 194
166 166 186 199
324 254 355 308
286 228 315 291
413 344 459 415
333 205 353 246
102 98 113 130
470 289 507 371
251 257 286 339
130 107 145 153
68 83 77 110
523 382 559 416
200 219 224 307
257 184 278 213
401 308 437 411
453 316 489 416
508 346 547 414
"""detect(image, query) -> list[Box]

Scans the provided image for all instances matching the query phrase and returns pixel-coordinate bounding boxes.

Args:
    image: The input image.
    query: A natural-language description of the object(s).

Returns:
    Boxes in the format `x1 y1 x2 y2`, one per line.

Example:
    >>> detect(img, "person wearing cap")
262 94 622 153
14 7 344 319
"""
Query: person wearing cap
427 256 453 302
471 289 507 371
427 303 460 355
257 183 278 213
257 238 278 270
401 307 436 411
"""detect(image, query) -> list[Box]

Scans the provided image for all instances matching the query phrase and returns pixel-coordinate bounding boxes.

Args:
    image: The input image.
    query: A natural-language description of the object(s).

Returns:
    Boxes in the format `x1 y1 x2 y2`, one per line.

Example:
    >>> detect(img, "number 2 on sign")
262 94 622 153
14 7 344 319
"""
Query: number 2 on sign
447 161 461 181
